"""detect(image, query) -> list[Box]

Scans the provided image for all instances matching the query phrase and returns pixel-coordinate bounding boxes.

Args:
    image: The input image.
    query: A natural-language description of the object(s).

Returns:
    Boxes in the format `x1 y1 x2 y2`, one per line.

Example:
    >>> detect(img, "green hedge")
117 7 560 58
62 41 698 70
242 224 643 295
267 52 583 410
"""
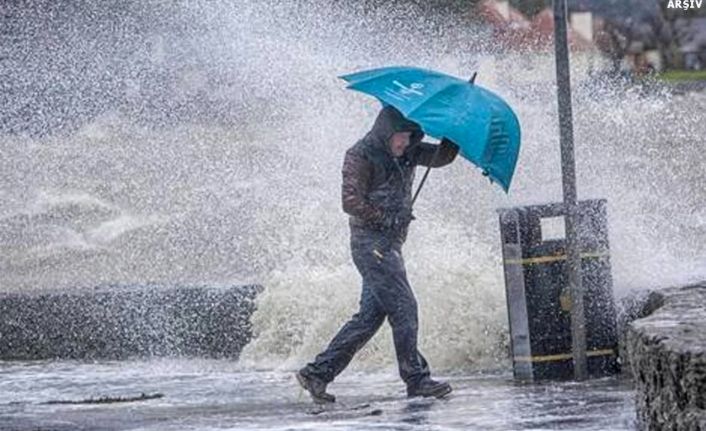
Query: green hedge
658 70 706 82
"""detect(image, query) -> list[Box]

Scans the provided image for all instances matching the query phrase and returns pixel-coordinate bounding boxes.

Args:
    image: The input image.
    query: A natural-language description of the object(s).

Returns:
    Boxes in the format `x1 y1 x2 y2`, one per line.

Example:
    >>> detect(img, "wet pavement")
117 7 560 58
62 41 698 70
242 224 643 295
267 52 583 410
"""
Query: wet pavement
0 359 636 430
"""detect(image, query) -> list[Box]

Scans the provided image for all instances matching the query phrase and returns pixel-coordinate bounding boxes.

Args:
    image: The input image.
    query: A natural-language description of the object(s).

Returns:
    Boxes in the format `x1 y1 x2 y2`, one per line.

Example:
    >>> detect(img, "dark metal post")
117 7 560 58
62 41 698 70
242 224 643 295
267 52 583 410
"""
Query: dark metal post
552 0 587 380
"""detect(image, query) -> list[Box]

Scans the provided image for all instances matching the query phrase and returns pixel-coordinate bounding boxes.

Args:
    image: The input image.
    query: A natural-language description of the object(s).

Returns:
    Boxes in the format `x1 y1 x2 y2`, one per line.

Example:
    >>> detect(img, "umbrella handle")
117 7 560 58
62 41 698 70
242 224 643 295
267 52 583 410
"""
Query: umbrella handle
411 142 442 206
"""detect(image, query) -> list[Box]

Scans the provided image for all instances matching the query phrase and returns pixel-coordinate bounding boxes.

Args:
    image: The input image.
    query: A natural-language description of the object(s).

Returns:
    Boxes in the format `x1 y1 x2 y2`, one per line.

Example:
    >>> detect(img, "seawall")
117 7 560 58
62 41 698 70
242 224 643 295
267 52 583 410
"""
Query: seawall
0 284 262 360
624 282 706 430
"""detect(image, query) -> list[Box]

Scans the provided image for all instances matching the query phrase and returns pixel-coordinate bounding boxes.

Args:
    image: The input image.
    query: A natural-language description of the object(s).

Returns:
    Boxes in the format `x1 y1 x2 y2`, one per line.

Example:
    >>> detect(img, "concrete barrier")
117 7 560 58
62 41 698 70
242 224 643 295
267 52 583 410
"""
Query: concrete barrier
624 282 706 430
0 284 262 360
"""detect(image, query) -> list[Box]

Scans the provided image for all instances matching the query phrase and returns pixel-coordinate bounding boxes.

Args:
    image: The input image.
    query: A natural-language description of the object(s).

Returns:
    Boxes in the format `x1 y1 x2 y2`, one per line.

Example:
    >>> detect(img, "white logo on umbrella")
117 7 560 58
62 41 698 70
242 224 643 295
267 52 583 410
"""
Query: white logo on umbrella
393 81 425 96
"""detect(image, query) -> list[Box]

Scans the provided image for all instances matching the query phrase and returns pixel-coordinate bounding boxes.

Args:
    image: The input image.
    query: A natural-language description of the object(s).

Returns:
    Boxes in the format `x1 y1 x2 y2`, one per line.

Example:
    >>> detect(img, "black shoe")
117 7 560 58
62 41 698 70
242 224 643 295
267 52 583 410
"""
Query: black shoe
407 378 452 399
296 368 336 404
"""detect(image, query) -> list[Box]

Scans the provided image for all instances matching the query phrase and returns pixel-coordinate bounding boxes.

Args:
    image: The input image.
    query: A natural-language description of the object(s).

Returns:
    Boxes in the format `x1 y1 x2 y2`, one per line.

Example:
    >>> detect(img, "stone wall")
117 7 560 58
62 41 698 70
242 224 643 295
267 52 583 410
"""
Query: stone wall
0 284 262 360
624 283 706 430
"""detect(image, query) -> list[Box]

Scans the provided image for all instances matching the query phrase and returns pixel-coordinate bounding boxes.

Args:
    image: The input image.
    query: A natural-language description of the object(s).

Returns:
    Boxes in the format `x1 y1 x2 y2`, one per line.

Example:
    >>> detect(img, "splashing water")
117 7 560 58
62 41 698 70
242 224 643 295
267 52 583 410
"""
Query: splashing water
1 1 704 373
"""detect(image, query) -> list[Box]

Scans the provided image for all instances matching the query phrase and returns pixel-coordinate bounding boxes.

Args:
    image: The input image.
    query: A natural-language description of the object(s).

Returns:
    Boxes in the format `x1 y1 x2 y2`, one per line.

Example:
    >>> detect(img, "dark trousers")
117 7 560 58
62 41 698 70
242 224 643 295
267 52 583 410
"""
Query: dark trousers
303 229 430 387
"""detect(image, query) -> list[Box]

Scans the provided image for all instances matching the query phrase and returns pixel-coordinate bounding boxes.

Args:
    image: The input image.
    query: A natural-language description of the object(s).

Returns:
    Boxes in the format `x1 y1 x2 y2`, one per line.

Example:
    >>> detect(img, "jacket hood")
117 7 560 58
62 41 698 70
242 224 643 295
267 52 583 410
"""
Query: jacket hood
367 106 424 153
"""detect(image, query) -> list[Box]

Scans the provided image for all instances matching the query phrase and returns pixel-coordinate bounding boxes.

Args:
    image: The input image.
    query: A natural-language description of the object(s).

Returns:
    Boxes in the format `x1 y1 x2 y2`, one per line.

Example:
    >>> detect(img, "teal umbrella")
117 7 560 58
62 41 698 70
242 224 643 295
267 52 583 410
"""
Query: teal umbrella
340 66 521 193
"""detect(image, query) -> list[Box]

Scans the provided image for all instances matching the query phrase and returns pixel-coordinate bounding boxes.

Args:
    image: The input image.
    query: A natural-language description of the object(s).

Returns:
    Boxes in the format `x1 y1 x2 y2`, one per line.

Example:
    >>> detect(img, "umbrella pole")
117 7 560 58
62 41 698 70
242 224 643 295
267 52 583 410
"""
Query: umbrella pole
411 144 442 206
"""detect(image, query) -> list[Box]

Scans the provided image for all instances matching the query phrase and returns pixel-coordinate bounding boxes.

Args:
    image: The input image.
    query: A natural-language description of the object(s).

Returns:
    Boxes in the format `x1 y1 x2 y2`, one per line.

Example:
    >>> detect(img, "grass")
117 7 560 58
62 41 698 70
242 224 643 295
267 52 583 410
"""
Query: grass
658 70 706 82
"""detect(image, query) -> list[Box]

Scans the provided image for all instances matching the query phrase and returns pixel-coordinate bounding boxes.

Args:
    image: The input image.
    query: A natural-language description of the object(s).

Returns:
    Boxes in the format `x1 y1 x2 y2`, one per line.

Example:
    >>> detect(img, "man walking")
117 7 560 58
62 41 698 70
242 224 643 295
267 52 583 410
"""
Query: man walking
297 106 459 403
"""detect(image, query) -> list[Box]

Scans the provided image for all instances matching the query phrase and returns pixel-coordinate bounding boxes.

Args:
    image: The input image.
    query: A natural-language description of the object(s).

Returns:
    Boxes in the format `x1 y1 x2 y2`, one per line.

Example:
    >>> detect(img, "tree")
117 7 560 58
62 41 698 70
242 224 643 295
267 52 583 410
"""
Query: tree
509 0 548 17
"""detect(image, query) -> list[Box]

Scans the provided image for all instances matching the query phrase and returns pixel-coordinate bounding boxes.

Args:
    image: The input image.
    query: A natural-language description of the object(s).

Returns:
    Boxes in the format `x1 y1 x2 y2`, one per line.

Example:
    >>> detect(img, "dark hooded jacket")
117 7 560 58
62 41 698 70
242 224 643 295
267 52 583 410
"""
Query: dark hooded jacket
342 106 459 243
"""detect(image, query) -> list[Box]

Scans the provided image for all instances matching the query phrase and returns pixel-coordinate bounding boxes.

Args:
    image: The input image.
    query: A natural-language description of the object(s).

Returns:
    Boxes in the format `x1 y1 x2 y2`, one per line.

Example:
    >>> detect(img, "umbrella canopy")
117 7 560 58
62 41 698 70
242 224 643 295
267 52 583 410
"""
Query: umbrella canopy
340 66 521 192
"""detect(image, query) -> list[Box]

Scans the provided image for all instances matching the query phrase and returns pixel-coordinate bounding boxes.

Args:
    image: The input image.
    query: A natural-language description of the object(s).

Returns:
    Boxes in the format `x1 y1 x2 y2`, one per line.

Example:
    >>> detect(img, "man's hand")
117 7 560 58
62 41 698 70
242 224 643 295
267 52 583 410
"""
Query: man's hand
381 207 416 231
440 137 459 151
395 207 415 226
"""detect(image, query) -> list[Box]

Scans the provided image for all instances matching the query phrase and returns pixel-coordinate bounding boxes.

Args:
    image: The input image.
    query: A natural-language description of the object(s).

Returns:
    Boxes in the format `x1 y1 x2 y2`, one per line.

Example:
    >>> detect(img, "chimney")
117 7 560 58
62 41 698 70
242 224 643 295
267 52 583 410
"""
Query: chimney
495 1 510 20
570 12 593 42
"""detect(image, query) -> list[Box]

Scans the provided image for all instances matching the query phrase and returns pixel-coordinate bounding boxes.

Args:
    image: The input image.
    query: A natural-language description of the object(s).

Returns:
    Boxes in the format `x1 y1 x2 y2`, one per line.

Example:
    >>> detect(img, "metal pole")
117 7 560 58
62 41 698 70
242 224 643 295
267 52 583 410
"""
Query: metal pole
552 0 587 380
